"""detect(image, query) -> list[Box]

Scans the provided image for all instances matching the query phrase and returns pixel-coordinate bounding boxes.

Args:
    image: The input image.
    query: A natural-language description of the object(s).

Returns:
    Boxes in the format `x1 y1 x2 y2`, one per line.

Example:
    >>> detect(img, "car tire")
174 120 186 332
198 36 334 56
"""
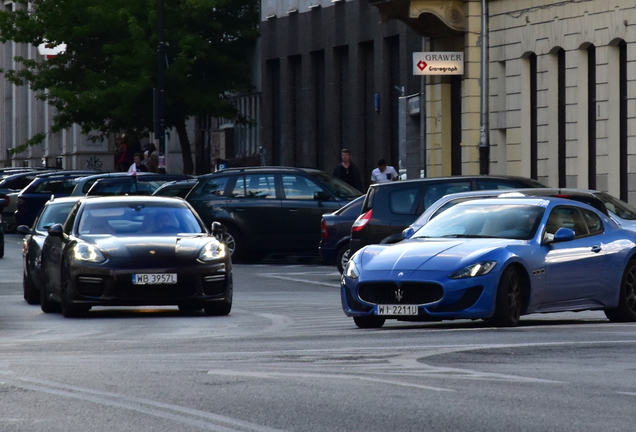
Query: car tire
353 316 386 329
204 288 232 316
604 259 636 322
204 301 232 316
40 280 60 313
0 239 4 259
23 273 39 305
336 246 350 274
223 225 246 262
490 266 524 327
60 264 89 318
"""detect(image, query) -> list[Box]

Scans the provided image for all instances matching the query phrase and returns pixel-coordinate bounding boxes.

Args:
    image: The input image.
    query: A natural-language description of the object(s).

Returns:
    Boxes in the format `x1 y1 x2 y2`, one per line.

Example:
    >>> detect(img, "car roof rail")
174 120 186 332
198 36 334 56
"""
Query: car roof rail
214 166 306 174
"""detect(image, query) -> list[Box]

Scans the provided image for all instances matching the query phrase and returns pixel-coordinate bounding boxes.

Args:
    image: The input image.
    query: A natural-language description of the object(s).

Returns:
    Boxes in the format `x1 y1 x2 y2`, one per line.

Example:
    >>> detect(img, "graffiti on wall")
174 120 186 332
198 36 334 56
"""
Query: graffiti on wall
85 156 103 170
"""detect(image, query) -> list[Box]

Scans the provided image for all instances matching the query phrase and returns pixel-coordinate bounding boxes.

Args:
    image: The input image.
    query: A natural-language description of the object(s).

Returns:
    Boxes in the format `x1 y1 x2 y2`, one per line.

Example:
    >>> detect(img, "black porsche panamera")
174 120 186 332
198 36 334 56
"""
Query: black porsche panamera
39 195 232 318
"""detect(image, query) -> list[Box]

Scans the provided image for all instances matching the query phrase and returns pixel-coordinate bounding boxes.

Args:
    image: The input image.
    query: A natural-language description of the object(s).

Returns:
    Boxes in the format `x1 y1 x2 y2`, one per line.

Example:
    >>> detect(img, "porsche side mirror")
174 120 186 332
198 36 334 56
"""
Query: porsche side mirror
211 221 227 239
47 223 64 237
17 225 31 235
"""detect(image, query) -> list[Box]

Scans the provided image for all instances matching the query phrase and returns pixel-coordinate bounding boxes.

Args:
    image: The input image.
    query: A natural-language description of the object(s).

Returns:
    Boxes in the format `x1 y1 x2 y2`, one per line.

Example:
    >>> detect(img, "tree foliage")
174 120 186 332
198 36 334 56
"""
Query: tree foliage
0 0 259 173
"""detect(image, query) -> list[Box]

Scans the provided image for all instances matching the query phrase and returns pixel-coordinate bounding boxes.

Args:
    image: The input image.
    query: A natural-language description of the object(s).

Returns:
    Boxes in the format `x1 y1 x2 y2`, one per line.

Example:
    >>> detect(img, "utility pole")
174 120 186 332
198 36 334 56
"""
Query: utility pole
479 0 489 174
155 0 167 173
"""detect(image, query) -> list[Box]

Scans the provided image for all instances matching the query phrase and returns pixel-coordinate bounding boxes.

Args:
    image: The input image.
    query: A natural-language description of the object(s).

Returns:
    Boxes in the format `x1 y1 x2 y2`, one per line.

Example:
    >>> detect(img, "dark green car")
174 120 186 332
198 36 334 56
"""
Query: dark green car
186 166 362 262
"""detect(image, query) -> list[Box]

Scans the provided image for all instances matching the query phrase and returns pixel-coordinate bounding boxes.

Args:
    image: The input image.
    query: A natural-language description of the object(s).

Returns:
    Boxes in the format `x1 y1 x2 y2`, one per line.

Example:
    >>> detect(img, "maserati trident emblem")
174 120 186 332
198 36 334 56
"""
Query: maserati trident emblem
395 288 403 302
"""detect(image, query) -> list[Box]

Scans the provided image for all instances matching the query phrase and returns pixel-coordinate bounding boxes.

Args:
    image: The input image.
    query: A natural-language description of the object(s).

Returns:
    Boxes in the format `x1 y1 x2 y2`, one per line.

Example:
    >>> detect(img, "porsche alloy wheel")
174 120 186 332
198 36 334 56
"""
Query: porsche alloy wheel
353 316 386 329
491 266 524 327
604 260 636 322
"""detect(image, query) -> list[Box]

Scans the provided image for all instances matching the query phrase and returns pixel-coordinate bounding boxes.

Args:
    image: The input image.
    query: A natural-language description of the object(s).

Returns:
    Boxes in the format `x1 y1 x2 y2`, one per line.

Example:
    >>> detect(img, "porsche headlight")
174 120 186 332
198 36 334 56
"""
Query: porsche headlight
73 243 106 263
199 240 226 262
344 260 360 279
449 261 497 279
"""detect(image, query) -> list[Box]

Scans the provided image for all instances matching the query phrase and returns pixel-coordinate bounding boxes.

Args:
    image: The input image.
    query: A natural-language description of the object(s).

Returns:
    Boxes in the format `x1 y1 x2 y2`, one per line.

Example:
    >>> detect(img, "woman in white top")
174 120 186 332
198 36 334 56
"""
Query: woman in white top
370 158 399 183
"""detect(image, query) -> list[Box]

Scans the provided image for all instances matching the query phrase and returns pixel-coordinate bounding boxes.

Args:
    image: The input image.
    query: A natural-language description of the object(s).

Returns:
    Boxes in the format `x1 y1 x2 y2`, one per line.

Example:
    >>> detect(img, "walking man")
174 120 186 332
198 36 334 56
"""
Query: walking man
332 148 364 192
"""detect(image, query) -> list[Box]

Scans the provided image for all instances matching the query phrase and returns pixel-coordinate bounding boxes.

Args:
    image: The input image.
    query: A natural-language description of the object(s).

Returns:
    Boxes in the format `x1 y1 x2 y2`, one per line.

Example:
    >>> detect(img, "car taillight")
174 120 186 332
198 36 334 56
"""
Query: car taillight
352 209 372 232
321 219 328 239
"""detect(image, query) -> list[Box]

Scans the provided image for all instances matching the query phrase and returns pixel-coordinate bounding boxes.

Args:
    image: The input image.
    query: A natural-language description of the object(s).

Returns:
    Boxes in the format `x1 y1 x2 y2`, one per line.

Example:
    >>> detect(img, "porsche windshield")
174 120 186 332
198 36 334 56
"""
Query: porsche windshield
78 202 204 236
413 203 545 240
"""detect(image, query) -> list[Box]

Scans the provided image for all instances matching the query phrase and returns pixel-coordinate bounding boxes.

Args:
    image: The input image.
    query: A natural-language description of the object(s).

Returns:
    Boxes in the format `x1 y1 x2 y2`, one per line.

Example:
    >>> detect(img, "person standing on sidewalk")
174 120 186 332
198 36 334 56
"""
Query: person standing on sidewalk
332 148 364 192
370 158 399 184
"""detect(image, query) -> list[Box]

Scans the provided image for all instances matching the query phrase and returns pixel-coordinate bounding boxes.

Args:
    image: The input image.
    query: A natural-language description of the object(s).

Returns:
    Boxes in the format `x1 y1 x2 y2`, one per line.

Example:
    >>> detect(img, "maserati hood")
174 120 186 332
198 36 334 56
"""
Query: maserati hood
358 238 511 272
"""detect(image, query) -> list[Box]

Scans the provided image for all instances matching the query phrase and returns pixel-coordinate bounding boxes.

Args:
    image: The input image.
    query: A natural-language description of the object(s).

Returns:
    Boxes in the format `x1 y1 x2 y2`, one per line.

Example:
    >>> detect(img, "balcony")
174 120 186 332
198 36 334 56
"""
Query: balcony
367 0 465 37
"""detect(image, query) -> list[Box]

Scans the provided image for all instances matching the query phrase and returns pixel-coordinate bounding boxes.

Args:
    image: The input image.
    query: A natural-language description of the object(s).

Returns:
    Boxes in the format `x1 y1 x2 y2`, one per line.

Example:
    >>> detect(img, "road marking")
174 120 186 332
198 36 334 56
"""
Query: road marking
261 272 339 287
2 376 288 432
206 369 455 392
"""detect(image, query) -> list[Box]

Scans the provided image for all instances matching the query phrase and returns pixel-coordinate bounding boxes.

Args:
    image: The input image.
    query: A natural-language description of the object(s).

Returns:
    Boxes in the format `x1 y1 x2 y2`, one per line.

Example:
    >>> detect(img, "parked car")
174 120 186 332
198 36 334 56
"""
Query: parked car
0 170 54 195
0 212 4 258
0 170 58 231
319 195 364 273
407 188 633 234
17 196 85 304
342 196 636 329
349 175 546 256
40 196 232 317
152 179 199 198
85 174 193 196
70 171 155 196
186 166 362 262
14 171 100 228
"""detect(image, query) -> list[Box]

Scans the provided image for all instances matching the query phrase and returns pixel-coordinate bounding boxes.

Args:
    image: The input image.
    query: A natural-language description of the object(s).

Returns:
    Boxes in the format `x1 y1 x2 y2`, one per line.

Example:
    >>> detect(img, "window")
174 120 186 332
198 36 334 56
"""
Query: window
195 176 230 197
423 182 471 208
282 175 321 200
34 179 78 194
231 174 276 199
580 208 603 235
546 207 590 238
390 187 421 215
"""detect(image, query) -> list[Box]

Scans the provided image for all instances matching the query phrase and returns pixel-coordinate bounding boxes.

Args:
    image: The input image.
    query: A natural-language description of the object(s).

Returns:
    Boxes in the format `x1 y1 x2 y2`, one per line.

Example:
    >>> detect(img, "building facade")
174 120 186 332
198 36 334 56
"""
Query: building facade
262 0 636 204
260 0 426 189
360 0 636 203
0 1 191 173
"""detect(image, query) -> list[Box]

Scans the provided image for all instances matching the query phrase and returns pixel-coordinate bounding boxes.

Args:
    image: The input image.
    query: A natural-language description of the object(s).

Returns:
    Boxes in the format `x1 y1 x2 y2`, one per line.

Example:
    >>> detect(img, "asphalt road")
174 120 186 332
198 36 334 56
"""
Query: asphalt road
1 233 636 431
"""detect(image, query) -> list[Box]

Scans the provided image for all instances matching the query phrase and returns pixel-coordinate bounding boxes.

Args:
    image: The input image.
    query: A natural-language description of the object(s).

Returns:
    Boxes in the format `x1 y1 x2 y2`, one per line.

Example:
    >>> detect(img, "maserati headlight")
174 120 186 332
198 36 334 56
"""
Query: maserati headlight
344 260 360 279
449 261 497 279
73 243 106 263
199 240 226 262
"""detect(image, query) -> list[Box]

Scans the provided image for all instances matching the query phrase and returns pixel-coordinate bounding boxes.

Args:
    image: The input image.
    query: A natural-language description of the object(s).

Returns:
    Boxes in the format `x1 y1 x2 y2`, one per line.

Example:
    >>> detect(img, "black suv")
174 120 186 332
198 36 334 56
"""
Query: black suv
186 166 362 262
349 175 546 256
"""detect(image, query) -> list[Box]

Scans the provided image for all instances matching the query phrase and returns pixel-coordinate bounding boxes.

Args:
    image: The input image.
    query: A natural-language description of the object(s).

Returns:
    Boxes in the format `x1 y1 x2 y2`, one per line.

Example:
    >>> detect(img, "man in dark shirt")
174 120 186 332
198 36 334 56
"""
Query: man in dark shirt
332 148 363 192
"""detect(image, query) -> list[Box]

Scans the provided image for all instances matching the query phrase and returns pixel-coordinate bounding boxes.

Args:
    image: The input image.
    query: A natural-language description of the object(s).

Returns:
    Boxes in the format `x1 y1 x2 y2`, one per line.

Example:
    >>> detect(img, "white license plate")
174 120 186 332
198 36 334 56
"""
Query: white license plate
132 274 177 285
377 304 418 316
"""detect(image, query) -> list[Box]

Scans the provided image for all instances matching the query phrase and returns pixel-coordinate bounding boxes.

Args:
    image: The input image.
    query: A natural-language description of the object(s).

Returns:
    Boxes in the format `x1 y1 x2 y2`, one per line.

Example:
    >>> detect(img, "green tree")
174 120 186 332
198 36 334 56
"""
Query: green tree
0 0 259 174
